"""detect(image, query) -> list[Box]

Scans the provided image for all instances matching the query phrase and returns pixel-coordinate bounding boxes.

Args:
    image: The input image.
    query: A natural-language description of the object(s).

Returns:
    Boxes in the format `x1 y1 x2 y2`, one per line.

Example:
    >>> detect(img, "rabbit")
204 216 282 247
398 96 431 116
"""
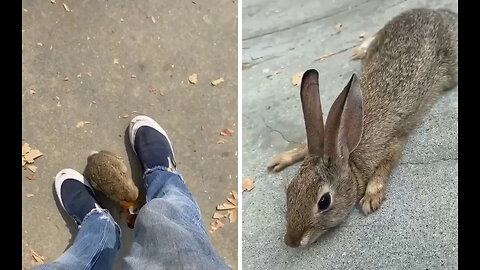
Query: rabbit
267 8 458 248
84 150 139 228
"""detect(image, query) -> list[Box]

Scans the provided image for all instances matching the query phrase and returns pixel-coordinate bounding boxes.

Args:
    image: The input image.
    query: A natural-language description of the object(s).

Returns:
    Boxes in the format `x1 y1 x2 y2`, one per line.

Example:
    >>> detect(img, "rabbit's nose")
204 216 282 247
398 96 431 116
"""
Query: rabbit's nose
283 233 300 248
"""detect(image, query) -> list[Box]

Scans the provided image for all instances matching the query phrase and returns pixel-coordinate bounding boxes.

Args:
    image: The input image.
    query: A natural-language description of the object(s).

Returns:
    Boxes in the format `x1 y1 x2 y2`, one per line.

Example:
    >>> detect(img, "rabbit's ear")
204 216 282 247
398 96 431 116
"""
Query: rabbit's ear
324 74 364 162
300 69 324 156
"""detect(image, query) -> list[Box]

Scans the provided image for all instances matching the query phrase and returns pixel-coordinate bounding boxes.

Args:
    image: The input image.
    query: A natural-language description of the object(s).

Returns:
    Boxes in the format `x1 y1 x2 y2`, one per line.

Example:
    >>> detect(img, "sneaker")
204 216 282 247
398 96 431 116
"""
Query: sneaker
129 115 176 171
55 168 102 226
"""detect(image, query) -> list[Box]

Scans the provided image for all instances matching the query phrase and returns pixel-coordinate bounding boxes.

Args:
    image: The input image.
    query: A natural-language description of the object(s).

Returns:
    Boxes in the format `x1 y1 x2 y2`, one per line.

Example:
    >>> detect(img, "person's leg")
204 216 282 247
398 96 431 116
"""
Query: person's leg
34 169 121 270
123 115 229 270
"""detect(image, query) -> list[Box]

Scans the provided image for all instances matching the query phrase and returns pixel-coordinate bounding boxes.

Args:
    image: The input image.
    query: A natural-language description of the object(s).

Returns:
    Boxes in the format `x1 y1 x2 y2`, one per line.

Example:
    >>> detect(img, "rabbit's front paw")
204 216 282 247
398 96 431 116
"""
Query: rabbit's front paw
359 179 386 215
268 155 292 172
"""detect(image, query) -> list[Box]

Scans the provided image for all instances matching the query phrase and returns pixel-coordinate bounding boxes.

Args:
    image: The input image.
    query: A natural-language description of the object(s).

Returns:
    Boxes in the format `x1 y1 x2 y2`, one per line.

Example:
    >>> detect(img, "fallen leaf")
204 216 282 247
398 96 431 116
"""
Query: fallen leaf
217 202 236 211
65 89 72 93
314 52 335 62
220 128 234 136
22 143 31 156
151 16 156 23
113 58 119 64
36 43 43 47
228 209 238 223
212 212 225 219
210 219 224 232
29 89 36 95
149 88 157 94
76 121 91 128
63 3 70 12
23 8 28 12
131 74 137 78
211 77 224 86
26 165 37 173
86 72 92 77
242 178 255 192
24 149 43 163
120 18 124 22
64 76 69 81
31 248 45 265
26 193 34 198
122 114 129 119
335 23 343 33
22 156 26 167
77 73 82 78
231 190 238 200
91 101 97 104
216 138 226 144
188 73 198 84
50 0 56 4
26 174 36 181
292 72 303 86
227 197 237 206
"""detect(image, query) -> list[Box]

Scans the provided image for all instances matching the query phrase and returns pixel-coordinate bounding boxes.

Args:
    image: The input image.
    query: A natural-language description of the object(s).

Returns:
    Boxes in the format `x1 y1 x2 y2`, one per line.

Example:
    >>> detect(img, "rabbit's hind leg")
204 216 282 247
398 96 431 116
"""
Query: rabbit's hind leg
267 144 307 172
359 138 405 215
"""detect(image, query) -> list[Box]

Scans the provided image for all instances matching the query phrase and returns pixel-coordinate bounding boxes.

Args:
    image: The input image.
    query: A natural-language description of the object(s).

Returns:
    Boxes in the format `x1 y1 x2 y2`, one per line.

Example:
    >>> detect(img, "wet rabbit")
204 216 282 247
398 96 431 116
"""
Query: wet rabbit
267 8 457 248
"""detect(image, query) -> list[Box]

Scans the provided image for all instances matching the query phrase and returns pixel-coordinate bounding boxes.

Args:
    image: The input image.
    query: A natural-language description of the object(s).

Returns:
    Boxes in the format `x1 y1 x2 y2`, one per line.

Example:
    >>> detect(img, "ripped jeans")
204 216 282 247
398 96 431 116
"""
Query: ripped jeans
34 167 229 270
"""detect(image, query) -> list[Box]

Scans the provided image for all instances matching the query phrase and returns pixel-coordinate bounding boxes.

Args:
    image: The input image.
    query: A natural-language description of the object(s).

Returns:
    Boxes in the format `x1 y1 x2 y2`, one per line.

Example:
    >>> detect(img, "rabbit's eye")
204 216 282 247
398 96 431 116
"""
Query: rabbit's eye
318 192 331 211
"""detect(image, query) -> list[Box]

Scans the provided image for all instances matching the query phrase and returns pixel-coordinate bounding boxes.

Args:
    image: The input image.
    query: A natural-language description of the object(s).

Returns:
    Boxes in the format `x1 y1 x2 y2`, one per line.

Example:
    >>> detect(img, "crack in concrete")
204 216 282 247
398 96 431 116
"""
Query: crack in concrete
399 157 458 165
243 0 373 41
262 116 302 144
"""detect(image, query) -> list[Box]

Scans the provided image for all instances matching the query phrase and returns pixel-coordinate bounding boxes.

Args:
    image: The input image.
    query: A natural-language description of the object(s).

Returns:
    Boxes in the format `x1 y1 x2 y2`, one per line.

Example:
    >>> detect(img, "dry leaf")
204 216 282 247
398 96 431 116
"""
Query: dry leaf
220 128 234 136
292 72 303 86
26 193 34 198
231 190 238 200
151 16 156 23
335 23 343 33
315 52 335 62
77 73 82 78
131 74 137 78
149 87 157 94
26 174 36 181
76 121 91 128
26 165 37 173
50 0 56 4
22 156 26 167
29 89 36 94
122 114 129 119
31 248 45 265
113 58 119 65
63 3 70 12
24 149 43 163
22 143 31 156
228 209 238 223
242 178 255 192
120 18 124 22
188 73 198 84
216 138 226 144
86 72 92 77
64 76 69 81
212 212 225 219
227 197 237 206
210 219 224 231
36 43 43 47
217 202 236 211
211 78 224 86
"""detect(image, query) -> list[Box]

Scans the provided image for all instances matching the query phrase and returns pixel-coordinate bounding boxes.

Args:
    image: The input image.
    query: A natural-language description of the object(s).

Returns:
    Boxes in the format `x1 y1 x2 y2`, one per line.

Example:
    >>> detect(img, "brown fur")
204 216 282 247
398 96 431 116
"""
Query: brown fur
85 150 139 203
270 8 458 248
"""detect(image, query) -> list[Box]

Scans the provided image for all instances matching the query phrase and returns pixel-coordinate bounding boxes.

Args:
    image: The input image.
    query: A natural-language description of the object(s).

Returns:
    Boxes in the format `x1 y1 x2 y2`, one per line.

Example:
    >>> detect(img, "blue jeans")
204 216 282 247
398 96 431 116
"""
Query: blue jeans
35 167 229 270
